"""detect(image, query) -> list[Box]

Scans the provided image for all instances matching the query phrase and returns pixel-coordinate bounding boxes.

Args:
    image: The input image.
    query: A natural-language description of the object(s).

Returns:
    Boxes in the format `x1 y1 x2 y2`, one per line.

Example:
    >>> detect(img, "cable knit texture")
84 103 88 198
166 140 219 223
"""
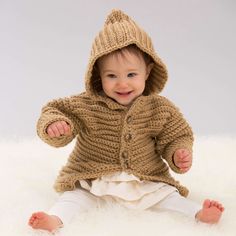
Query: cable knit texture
37 9 193 197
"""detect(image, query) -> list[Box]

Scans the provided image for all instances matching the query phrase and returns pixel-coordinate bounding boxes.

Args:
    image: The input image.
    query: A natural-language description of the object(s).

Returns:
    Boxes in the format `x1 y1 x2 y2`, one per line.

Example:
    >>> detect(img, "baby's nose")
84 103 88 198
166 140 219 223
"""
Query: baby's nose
117 78 128 87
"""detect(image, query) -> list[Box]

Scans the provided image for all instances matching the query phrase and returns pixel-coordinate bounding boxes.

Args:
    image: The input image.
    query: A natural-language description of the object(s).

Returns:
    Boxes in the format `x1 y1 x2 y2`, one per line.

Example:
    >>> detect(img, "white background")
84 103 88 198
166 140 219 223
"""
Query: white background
0 0 235 138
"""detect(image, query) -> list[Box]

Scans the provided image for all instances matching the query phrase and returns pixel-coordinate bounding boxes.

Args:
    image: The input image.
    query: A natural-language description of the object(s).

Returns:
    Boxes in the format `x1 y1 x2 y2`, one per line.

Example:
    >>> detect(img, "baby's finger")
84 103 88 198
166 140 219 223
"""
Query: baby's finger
55 122 66 135
181 150 190 158
180 157 191 164
179 162 191 169
50 124 61 137
47 127 56 138
173 156 181 167
61 121 71 135
175 149 183 156
182 153 192 161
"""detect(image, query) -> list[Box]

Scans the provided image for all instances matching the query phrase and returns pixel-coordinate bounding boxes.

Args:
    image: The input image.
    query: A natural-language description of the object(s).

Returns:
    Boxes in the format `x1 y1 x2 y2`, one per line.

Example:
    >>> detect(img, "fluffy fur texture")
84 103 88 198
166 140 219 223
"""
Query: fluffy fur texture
0 136 235 236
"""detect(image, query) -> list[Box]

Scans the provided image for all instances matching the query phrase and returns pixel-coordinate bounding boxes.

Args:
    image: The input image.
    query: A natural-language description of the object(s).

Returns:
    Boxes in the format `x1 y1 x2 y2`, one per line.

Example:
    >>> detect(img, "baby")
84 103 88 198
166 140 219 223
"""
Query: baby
29 9 224 233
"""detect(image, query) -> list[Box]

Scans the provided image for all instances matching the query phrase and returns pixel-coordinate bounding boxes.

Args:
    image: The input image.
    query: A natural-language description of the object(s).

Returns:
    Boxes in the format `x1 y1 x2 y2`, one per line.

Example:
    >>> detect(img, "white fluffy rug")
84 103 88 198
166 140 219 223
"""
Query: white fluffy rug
0 136 235 236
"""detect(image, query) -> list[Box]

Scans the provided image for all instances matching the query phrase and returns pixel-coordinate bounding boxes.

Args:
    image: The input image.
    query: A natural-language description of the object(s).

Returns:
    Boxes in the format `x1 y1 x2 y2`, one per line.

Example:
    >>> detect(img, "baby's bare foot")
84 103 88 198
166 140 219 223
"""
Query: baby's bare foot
28 212 62 232
196 199 224 224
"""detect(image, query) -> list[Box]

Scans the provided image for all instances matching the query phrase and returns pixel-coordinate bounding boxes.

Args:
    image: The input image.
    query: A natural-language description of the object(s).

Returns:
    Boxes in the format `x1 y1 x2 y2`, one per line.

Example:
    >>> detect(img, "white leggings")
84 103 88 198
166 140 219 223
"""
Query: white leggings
48 188 202 226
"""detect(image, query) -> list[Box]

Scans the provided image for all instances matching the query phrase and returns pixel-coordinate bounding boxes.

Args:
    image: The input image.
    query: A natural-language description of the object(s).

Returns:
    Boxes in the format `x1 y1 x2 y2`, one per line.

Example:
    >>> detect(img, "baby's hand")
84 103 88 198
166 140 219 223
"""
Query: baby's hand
173 149 192 173
46 121 71 138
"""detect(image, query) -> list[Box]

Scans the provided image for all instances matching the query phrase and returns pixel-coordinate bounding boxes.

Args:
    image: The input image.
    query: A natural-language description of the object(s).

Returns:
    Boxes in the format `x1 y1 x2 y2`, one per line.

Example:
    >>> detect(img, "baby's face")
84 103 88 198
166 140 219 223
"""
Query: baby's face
98 52 151 106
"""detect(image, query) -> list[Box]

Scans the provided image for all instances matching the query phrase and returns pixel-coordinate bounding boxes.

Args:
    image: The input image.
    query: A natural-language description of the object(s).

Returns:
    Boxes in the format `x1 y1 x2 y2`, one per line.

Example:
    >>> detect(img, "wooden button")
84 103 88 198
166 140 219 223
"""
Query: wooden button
122 151 128 158
124 160 129 168
125 133 132 141
127 116 132 124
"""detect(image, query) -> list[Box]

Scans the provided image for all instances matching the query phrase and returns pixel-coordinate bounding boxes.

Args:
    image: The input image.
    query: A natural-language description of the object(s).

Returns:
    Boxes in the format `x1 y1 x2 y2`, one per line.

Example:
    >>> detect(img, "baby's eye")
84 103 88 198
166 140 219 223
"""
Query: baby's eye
127 73 137 78
107 74 116 78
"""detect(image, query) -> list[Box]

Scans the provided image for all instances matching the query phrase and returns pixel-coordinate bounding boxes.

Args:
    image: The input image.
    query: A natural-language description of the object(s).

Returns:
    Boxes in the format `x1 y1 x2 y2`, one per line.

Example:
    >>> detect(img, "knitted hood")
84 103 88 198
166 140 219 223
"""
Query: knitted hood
85 9 168 96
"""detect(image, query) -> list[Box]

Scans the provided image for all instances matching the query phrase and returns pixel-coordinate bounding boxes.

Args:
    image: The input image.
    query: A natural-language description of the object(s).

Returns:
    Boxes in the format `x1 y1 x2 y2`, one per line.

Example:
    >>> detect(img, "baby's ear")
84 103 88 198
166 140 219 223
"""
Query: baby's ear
146 63 154 79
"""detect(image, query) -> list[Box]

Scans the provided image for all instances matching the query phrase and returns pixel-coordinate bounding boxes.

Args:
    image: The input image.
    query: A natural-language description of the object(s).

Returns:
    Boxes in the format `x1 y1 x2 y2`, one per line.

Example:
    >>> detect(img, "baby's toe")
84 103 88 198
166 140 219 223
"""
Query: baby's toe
203 199 211 209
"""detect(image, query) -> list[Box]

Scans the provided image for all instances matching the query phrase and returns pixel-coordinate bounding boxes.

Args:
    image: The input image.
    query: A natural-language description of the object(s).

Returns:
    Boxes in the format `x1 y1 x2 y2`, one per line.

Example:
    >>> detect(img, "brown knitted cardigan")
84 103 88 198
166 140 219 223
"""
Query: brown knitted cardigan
37 10 193 197
37 93 193 197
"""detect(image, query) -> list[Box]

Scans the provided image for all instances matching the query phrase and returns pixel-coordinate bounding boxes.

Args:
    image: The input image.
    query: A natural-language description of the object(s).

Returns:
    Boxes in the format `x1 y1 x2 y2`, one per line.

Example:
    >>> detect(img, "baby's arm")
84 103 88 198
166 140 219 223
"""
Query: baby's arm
154 97 193 174
37 96 80 147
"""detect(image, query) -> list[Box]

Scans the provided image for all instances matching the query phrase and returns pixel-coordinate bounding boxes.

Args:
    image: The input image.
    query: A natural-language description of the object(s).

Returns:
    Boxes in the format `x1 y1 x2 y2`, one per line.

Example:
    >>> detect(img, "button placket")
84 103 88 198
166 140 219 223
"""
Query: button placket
120 113 133 169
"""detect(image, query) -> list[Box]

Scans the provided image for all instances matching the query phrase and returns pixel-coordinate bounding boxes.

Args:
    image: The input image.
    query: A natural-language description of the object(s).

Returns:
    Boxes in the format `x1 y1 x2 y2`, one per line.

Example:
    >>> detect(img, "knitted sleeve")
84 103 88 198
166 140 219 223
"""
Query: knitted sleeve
37 96 81 148
155 97 194 174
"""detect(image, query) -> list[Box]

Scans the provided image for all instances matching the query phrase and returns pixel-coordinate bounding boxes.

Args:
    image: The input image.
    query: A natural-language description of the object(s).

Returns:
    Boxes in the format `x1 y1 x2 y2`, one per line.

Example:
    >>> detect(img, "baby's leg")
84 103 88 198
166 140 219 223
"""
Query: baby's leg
28 188 102 232
151 192 224 224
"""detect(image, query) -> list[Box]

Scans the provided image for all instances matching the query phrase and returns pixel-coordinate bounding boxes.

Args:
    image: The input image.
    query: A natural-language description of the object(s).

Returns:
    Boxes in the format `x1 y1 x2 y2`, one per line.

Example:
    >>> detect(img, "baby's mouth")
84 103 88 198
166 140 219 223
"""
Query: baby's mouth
116 91 132 95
